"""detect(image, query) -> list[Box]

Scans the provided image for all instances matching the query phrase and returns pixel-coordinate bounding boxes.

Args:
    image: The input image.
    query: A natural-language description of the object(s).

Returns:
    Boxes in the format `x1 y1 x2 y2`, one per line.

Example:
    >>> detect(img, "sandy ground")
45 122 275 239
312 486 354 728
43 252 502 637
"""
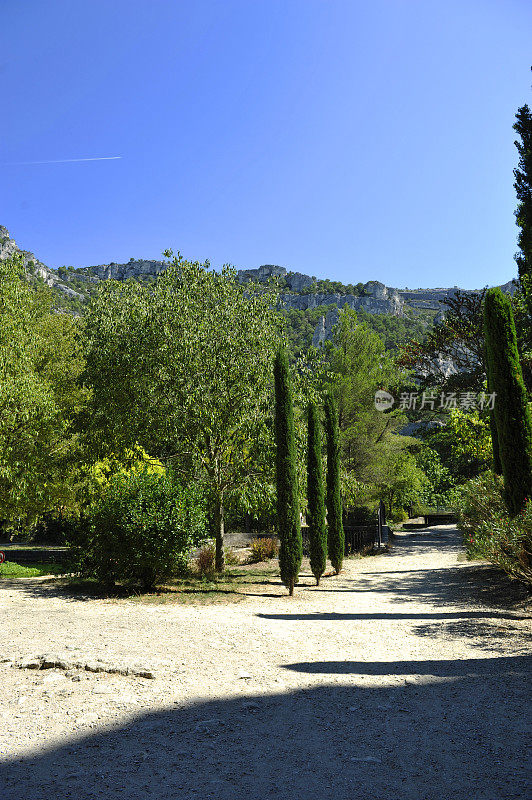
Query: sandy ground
0 525 530 800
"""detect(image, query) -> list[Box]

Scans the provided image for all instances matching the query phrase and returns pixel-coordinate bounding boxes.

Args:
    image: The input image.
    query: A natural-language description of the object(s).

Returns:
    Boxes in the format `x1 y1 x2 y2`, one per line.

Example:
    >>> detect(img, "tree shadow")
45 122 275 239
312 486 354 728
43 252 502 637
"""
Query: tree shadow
281 655 531 677
1 657 529 800
257 610 525 621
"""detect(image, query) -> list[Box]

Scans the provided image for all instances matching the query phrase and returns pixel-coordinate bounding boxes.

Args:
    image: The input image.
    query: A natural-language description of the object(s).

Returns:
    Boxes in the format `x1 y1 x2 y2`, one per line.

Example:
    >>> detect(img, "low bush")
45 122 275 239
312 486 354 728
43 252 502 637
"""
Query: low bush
249 537 279 562
195 544 216 578
344 506 375 525
458 473 532 586
390 508 408 524
224 547 241 566
69 470 207 590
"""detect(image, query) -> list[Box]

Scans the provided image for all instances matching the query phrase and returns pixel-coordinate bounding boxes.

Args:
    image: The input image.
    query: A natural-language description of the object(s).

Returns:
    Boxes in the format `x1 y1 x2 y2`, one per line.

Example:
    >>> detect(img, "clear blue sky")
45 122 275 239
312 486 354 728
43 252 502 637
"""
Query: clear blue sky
1 0 530 289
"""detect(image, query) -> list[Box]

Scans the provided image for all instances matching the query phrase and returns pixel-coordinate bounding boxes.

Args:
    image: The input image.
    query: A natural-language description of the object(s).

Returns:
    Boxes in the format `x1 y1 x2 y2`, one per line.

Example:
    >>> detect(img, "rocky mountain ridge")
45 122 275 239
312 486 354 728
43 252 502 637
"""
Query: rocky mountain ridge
0 226 517 322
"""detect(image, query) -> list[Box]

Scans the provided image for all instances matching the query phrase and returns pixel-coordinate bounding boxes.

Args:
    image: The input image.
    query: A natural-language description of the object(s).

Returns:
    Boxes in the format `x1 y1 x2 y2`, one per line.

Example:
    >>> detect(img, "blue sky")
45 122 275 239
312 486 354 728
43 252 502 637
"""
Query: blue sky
1 0 530 288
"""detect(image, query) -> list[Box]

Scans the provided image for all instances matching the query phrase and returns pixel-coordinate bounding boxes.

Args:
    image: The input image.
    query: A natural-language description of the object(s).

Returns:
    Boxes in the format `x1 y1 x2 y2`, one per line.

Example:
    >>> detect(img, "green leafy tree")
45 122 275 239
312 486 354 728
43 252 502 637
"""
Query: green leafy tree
378 452 429 517
484 287 532 516
325 307 408 487
325 392 344 574
306 401 326 585
0 254 87 526
83 253 281 571
425 409 492 483
274 347 302 595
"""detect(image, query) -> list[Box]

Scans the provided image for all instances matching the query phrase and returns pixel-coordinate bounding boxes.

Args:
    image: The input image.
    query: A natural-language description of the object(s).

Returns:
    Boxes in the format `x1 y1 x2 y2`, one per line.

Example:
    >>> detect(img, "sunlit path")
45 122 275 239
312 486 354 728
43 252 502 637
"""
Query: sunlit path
0 526 530 799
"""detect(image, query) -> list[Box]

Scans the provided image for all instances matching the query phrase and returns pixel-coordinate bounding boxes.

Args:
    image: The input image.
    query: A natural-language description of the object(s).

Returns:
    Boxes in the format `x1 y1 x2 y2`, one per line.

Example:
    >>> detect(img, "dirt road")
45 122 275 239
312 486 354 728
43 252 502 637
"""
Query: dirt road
0 526 530 799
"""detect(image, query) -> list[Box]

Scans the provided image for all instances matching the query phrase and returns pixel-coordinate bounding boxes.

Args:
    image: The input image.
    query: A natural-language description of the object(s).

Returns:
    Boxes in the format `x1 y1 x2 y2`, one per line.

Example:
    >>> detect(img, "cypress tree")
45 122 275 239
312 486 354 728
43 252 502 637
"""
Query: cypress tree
307 402 327 585
274 347 302 595
484 287 532 516
325 392 344 574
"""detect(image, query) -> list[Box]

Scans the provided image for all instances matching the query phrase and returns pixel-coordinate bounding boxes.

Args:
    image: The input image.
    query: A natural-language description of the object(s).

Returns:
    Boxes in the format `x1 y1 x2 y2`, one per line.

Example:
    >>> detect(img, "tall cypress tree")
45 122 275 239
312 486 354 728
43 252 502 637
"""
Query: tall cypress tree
484 288 532 516
513 103 532 318
324 392 344 574
274 347 302 595
307 402 327 585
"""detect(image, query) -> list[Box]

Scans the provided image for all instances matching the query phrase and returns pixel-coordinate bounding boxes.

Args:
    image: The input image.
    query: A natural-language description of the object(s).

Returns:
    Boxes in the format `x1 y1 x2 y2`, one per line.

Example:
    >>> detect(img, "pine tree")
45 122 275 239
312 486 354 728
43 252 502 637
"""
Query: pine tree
307 402 327 585
274 347 302 595
325 392 344 573
484 288 532 516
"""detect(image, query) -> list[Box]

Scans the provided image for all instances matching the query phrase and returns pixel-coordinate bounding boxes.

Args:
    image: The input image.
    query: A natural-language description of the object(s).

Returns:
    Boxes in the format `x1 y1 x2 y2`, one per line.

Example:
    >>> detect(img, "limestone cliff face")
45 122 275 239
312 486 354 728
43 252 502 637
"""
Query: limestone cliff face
0 226 84 300
86 258 167 281
0 225 518 324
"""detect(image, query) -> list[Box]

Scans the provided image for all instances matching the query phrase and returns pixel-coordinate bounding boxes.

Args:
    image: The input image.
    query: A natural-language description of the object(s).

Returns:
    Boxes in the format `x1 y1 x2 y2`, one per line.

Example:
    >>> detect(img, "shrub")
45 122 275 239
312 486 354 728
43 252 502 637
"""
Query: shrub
195 544 216 578
69 470 207 590
345 506 375 526
458 472 532 586
249 537 279 562
390 508 408 524
224 547 241 566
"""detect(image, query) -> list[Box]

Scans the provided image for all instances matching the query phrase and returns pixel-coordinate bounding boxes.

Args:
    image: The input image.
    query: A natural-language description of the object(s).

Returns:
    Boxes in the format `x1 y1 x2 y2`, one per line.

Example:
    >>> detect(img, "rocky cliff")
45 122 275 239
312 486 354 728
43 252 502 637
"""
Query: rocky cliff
0 225 518 326
0 226 84 301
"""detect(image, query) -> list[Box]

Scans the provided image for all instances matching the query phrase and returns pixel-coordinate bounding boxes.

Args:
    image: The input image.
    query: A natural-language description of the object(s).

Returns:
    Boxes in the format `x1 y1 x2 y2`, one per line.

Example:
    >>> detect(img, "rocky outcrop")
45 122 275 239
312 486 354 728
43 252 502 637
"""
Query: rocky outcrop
285 285 403 316
0 226 84 300
86 258 167 281
312 308 340 347
237 264 314 292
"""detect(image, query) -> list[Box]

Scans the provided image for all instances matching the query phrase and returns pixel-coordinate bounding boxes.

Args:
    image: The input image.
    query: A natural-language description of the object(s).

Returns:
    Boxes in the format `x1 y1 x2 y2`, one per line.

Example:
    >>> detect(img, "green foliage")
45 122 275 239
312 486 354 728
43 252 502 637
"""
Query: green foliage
70 470 207 589
249 537 279 562
325 307 408 488
398 290 487 393
223 547 241 566
458 473 532 586
0 561 63 578
274 347 302 594
82 253 282 573
513 103 532 319
282 303 428 358
0 254 88 527
377 451 429 517
425 409 493 483
484 287 532 516
325 392 344 574
306 402 327 585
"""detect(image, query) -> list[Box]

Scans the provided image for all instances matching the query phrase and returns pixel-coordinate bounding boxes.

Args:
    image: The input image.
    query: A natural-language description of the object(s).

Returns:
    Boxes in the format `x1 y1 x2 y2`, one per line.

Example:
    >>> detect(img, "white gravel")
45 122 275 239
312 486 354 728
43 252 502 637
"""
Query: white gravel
0 525 530 799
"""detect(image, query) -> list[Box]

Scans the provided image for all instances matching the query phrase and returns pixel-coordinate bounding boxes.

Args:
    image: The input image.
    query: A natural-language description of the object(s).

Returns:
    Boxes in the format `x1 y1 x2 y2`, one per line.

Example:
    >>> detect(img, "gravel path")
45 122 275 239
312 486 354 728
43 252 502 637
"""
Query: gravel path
0 525 530 799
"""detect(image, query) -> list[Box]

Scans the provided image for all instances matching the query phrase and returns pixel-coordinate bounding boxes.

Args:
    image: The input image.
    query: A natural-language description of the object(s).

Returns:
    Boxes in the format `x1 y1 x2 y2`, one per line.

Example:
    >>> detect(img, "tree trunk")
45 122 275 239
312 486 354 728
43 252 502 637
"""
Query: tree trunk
289 578 294 596
214 497 225 573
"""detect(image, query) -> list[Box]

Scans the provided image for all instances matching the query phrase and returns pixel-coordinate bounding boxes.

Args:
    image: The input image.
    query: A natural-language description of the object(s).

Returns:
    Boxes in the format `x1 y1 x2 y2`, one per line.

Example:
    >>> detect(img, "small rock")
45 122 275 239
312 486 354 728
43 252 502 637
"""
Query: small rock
194 718 223 733
130 666 155 679
350 756 382 763
241 702 260 712
238 671 252 679
75 712 99 726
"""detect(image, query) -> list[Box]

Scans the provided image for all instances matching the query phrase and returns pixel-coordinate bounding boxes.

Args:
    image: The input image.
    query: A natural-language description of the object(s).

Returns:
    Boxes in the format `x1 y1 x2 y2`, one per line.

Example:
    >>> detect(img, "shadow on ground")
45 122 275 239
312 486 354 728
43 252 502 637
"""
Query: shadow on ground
1 655 530 800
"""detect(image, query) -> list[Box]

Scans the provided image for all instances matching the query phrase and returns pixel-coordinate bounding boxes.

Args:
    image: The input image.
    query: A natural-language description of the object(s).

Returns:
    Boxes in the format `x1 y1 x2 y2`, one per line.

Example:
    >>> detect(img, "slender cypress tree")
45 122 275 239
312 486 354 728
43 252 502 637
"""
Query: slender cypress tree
324 392 344 574
484 287 532 516
307 402 327 585
274 347 302 595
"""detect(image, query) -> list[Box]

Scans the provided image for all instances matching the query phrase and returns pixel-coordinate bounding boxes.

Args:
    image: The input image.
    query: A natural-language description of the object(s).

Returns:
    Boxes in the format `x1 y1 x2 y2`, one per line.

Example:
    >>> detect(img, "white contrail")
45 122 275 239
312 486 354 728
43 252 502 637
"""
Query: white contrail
3 156 123 165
